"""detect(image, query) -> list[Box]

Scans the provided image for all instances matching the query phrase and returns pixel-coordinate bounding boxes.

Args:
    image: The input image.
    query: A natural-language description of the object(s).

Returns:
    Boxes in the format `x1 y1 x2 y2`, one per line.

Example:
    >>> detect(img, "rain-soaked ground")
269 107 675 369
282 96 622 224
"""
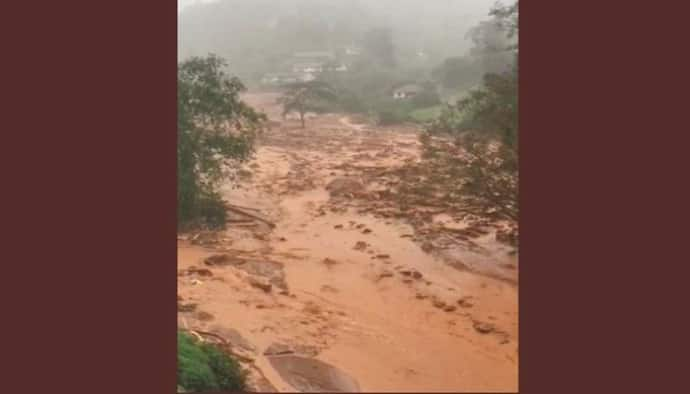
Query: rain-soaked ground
177 92 518 392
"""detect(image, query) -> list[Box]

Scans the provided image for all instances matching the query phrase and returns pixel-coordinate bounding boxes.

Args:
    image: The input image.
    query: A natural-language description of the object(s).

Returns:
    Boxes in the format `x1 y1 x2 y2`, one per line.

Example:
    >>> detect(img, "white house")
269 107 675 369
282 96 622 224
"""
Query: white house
393 84 422 99
292 62 324 74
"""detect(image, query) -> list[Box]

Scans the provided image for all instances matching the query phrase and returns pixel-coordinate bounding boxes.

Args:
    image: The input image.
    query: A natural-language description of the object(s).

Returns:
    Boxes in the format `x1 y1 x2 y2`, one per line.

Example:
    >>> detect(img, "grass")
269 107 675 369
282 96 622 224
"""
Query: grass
177 331 247 392
409 105 443 123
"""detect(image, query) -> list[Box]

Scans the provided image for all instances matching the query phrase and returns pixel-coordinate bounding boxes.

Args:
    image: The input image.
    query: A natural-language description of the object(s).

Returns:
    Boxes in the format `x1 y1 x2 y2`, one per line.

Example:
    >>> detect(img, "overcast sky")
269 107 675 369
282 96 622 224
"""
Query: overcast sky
178 0 498 14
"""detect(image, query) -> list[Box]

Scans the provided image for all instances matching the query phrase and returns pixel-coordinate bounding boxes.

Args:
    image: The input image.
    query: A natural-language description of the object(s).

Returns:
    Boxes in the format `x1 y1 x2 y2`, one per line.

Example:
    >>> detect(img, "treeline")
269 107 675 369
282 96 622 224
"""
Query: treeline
177 54 265 230
178 0 515 127
178 0 491 81
422 1 518 229
315 2 516 125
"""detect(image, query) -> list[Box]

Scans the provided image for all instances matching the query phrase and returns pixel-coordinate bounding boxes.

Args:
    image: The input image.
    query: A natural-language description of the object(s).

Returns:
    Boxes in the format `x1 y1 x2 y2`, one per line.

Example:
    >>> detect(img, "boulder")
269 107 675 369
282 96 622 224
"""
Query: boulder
325 177 364 198
247 276 272 293
473 321 495 334
204 254 247 267
353 241 368 251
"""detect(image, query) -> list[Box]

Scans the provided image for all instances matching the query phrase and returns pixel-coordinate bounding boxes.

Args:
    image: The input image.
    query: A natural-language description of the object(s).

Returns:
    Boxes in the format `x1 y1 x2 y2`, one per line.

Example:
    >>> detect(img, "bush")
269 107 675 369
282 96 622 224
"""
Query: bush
372 99 411 125
177 54 265 230
177 331 247 392
196 193 228 230
410 89 441 109
337 90 368 113
376 108 408 125
409 106 443 124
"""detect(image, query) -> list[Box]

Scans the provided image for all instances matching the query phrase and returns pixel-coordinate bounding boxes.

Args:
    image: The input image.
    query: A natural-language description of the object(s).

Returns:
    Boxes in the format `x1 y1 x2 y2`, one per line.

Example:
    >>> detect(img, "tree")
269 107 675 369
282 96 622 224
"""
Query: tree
464 1 517 75
432 56 482 91
279 80 337 128
178 54 265 229
177 331 247 392
422 1 519 229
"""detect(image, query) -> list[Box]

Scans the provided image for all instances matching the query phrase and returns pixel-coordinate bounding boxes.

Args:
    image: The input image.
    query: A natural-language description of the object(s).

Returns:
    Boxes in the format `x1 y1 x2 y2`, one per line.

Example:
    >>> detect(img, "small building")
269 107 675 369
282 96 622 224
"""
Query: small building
292 62 324 74
329 63 348 72
299 72 316 82
343 45 361 56
393 84 422 99
293 51 335 62
261 72 300 86
261 72 315 86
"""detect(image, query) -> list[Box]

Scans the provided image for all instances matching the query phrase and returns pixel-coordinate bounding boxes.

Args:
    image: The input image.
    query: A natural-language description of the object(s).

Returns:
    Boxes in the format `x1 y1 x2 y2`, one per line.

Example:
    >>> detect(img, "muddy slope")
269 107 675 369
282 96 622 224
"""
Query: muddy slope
177 92 518 392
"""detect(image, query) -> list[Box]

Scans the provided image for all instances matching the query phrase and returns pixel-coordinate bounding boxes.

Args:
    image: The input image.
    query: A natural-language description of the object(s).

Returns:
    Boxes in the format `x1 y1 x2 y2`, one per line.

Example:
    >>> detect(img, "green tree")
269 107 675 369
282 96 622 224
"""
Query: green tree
177 331 247 392
279 80 337 128
432 56 482 91
178 54 265 229
423 1 518 225
465 1 517 75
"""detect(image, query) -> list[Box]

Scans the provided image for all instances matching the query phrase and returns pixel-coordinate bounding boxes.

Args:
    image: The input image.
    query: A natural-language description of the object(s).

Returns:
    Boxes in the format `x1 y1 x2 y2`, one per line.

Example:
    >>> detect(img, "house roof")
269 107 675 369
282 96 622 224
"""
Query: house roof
394 84 422 93
263 72 298 78
293 51 335 59
293 62 324 68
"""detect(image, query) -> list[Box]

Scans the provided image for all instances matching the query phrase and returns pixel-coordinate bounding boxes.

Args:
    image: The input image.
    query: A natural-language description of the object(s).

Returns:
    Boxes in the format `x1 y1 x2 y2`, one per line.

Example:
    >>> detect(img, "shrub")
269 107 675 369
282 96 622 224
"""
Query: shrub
410 88 442 109
337 90 368 113
177 331 247 392
177 54 265 230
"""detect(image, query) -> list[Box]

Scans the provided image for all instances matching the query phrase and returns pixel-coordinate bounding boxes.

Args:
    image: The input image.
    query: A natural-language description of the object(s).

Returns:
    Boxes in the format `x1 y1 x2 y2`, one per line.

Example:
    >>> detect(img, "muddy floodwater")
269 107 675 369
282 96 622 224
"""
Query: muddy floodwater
178 92 518 392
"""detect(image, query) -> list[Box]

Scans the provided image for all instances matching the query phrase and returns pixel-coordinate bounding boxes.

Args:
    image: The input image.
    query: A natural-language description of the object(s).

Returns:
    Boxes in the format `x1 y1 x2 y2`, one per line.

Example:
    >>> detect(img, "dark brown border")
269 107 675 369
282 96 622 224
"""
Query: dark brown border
521 0 690 393
2 1 177 393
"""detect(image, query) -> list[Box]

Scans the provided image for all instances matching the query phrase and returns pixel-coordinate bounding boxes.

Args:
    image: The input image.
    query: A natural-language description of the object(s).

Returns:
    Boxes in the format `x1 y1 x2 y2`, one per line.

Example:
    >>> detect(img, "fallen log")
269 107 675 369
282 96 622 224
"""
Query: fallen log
226 218 257 224
225 206 276 228
188 329 256 363
226 203 263 212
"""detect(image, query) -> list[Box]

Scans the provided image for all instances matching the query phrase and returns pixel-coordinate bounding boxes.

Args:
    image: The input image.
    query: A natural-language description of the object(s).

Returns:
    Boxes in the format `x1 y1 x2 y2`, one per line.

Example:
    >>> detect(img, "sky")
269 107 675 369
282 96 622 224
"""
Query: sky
178 0 499 14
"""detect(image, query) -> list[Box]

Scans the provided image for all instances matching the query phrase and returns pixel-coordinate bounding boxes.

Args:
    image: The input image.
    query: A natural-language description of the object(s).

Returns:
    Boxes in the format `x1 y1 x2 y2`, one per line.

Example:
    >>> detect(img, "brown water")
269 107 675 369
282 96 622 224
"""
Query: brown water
177 92 518 392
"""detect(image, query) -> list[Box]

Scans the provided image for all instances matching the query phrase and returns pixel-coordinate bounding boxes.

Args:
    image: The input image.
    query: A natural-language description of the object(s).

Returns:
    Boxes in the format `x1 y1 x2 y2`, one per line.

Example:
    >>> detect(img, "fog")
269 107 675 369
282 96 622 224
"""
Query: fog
178 0 508 85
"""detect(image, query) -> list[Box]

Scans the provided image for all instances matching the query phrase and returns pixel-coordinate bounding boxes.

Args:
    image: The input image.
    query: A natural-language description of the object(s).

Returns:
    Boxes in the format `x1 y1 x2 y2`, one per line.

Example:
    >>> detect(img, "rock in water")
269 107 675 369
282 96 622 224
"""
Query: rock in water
247 276 272 293
353 241 368 251
326 177 364 198
264 342 294 356
204 254 247 267
473 321 495 334
432 299 447 309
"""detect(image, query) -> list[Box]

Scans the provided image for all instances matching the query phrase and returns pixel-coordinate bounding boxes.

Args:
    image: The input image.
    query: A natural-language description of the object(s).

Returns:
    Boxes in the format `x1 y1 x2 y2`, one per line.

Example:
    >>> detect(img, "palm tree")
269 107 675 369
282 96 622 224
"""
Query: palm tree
279 80 337 128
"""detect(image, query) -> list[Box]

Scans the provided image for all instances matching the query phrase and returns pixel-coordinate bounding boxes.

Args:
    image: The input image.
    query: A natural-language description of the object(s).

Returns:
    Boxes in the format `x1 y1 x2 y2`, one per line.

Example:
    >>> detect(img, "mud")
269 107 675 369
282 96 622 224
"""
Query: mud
177 92 519 392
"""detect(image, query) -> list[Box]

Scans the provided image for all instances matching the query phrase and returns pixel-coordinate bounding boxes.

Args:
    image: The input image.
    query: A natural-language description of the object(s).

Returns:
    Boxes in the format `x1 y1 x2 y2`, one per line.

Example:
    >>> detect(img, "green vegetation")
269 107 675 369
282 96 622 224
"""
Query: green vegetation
177 54 266 230
432 56 483 91
279 80 338 128
177 331 247 392
410 106 443 124
423 1 518 224
178 0 487 83
178 0 516 126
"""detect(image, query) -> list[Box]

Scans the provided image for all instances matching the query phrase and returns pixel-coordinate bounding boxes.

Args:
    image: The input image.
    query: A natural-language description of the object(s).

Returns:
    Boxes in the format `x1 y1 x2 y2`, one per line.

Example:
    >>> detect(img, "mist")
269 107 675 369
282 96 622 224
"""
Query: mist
177 0 507 83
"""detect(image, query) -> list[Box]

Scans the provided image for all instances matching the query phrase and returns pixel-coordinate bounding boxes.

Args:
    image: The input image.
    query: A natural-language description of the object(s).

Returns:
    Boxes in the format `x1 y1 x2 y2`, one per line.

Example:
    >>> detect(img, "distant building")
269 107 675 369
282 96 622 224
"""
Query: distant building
343 45 362 56
260 73 299 85
393 84 422 99
260 72 315 86
330 63 348 72
293 51 336 62
292 60 348 75
300 73 316 82
292 62 324 74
